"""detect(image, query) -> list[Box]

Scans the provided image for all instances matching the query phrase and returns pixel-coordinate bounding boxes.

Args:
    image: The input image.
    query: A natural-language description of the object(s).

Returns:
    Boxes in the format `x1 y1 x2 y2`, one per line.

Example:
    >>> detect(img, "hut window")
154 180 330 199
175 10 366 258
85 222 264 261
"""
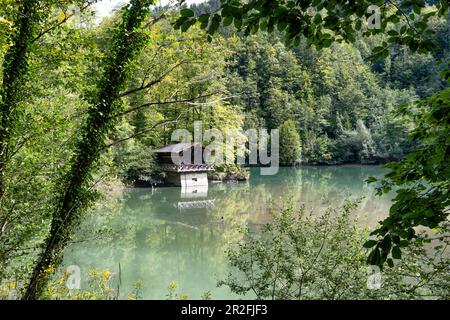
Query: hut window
192 178 198 182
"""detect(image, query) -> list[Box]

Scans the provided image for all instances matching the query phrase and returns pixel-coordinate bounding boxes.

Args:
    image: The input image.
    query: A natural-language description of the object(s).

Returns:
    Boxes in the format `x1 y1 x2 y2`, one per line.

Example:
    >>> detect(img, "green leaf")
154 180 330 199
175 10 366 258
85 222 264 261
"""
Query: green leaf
387 258 394 268
223 16 233 27
260 19 268 31
380 236 392 252
181 19 194 32
392 235 400 245
277 20 288 31
366 176 377 184
392 246 402 259
234 18 242 29
373 46 385 53
367 247 381 266
387 30 398 36
324 15 339 28
313 14 322 24
399 240 409 247
208 14 221 34
198 14 210 23
180 8 194 17
363 240 378 248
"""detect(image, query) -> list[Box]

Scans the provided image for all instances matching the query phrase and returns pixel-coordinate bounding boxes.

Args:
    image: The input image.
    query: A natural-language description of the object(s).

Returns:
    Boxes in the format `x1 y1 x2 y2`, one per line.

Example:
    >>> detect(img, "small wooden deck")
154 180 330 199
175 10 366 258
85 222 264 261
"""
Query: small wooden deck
159 163 215 173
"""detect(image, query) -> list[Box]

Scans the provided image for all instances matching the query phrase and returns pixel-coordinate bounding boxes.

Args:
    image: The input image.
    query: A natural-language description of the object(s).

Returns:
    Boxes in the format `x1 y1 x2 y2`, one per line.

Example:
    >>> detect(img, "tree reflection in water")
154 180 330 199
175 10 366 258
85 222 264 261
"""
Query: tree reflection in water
64 166 391 299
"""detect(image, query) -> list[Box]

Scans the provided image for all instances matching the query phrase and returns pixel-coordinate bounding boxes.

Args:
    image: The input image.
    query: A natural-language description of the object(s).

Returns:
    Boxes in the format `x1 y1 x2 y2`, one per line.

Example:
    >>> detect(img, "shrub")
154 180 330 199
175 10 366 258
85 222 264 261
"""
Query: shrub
219 199 450 299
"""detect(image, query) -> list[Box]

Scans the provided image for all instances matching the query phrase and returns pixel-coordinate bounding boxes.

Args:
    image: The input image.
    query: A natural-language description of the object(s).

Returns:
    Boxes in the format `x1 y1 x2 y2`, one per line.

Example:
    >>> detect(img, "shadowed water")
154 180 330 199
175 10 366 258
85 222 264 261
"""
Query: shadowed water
64 165 392 299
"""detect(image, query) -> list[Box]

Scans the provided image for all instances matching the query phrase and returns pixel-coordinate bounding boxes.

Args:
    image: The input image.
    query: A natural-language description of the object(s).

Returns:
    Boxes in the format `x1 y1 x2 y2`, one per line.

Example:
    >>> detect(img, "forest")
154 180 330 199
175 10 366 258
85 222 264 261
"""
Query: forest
0 0 449 300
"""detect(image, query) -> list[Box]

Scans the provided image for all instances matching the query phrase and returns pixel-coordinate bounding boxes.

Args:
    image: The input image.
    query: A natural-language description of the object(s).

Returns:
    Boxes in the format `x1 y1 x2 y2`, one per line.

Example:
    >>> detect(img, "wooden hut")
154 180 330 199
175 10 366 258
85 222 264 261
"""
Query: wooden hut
155 143 215 187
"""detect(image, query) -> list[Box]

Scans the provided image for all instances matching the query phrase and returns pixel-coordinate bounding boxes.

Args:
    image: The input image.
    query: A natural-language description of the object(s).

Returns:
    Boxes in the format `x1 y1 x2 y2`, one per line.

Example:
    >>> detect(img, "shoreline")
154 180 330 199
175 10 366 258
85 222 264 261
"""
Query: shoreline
126 164 387 189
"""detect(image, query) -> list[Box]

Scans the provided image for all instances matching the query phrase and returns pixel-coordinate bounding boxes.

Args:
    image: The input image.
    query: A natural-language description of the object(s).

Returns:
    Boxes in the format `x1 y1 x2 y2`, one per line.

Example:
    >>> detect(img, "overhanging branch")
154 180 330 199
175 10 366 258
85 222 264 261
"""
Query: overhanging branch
117 61 185 98
113 92 232 118
143 0 186 30
32 1 96 43
105 113 186 149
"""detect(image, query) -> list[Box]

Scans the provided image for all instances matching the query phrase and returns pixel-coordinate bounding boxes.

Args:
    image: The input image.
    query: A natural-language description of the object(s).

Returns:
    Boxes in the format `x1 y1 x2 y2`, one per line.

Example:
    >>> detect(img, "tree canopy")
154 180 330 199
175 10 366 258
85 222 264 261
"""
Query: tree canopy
176 0 448 59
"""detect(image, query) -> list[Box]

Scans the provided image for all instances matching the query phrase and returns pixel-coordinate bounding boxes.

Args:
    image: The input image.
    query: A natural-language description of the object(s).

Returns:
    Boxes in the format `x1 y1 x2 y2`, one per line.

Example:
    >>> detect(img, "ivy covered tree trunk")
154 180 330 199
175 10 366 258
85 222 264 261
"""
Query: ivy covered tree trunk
22 0 153 300
0 0 40 205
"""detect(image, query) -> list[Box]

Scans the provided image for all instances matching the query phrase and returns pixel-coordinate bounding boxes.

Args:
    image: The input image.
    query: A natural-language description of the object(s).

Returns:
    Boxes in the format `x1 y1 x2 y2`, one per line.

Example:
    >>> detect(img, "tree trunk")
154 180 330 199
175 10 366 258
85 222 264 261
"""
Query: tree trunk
0 0 39 204
22 0 153 300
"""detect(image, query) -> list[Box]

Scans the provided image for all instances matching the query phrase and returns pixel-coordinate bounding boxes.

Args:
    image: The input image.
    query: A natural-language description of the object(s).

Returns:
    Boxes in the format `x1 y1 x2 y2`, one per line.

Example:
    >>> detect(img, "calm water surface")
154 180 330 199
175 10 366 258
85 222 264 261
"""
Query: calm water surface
64 166 392 299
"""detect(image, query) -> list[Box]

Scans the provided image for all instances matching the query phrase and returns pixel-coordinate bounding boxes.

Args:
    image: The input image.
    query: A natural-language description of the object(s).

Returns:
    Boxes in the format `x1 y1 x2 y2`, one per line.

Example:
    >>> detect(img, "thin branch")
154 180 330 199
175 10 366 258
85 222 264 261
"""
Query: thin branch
104 114 186 149
136 71 224 105
142 0 186 30
32 1 96 43
8 133 36 159
386 0 421 35
117 61 185 98
113 92 221 118
182 95 240 106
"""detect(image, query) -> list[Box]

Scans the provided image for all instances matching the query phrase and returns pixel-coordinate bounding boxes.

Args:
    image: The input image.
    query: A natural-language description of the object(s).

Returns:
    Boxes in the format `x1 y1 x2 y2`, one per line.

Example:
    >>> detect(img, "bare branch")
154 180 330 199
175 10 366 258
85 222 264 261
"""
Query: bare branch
114 92 227 118
32 1 96 43
386 0 421 35
143 0 186 30
105 113 186 149
118 61 185 98
181 95 240 106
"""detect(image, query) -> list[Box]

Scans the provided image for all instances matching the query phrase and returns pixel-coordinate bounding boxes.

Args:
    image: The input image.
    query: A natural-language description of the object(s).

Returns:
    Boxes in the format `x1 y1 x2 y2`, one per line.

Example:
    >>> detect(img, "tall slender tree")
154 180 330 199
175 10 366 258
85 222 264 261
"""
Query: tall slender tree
0 0 97 282
23 0 155 300
0 0 41 204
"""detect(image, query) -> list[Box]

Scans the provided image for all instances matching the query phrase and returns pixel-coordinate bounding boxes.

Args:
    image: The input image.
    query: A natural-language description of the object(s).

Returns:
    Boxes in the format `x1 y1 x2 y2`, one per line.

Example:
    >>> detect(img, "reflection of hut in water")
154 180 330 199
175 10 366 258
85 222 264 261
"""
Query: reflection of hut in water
176 186 215 210
155 143 215 187
149 185 216 229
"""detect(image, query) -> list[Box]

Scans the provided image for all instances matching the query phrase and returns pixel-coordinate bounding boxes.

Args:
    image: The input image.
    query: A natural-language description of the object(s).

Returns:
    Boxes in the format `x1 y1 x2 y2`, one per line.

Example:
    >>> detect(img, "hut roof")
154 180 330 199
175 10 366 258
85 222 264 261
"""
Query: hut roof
154 143 202 154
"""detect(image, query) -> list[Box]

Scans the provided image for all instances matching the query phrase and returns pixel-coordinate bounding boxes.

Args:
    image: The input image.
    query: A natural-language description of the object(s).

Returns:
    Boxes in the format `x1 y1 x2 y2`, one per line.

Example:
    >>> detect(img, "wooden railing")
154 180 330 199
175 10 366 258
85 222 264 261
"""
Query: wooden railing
159 163 215 172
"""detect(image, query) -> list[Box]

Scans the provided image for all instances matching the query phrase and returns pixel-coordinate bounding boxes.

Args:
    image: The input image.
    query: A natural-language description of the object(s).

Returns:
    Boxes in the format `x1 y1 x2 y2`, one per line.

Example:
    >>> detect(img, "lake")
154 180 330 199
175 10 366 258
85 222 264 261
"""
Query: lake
64 165 392 299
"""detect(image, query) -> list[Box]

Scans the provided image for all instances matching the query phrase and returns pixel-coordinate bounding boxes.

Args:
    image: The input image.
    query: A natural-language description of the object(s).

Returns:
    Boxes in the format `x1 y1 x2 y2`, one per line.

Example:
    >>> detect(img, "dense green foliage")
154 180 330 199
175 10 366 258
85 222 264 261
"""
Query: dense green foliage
23 0 155 299
279 119 301 165
0 0 447 299
176 0 448 56
181 0 450 270
0 0 96 282
366 84 450 268
0 0 42 279
220 200 449 299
